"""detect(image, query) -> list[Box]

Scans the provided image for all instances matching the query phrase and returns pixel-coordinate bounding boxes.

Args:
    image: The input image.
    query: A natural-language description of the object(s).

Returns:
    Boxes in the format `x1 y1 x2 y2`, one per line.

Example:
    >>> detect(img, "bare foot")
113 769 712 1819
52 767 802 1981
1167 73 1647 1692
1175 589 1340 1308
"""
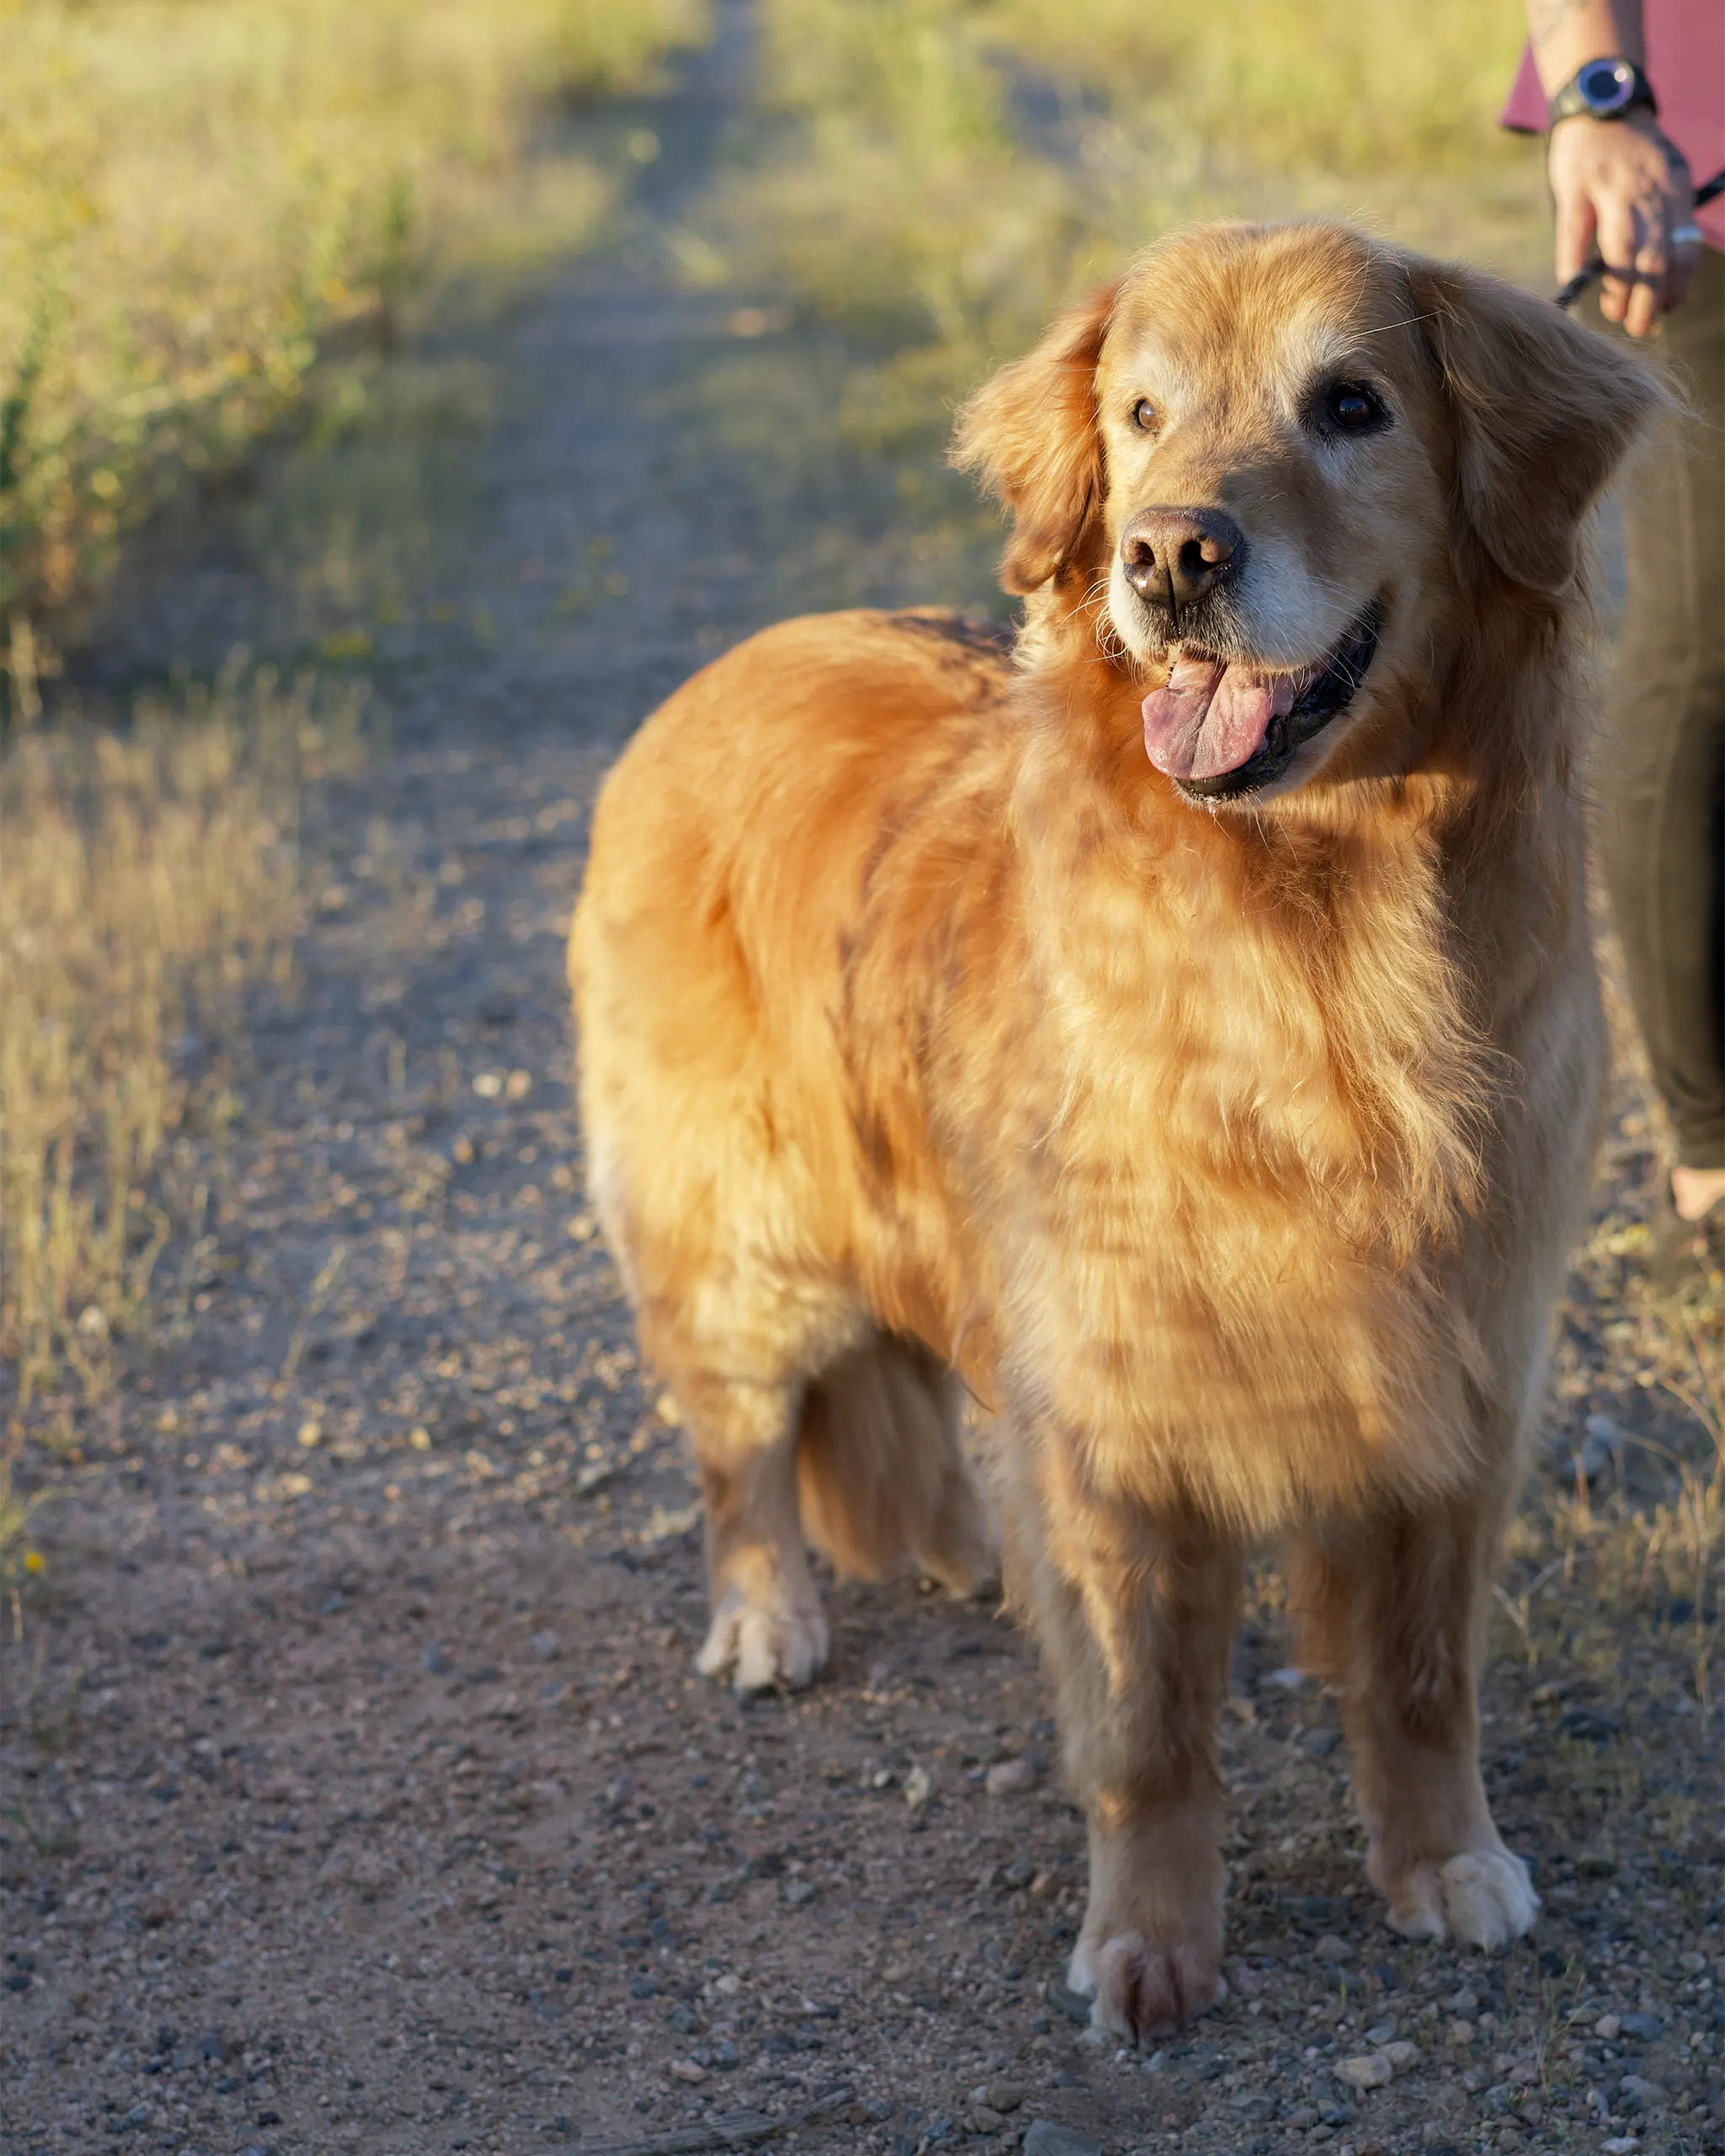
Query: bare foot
1672 1164 1725 1223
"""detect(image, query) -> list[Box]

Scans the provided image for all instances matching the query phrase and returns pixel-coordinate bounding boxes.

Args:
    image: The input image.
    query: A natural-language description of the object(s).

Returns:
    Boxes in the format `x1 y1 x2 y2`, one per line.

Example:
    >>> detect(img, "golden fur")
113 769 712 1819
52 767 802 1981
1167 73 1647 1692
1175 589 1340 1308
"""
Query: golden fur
569 221 1659 2039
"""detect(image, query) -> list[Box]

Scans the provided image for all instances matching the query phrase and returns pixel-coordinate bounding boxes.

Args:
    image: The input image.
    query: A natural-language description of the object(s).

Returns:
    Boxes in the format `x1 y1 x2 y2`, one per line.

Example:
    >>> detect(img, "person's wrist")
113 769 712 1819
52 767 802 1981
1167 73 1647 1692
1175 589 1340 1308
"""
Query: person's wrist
1548 107 1660 141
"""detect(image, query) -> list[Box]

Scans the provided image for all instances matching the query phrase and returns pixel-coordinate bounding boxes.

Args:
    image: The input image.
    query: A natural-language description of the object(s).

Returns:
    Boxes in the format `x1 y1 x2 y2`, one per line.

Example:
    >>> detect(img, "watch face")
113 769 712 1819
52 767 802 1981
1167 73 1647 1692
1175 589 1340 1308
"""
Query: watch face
1578 57 1637 115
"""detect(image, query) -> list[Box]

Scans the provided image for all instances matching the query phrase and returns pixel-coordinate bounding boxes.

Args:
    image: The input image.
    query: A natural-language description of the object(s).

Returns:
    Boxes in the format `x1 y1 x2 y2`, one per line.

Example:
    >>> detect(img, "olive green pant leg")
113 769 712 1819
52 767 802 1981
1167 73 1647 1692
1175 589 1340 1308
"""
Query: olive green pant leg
1592 247 1725 1171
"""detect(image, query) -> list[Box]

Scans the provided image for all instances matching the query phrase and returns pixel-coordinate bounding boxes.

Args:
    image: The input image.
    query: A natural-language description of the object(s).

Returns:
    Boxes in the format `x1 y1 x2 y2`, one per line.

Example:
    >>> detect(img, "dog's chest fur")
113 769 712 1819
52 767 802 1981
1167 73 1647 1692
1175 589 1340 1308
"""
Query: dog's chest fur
848 699 1516 1533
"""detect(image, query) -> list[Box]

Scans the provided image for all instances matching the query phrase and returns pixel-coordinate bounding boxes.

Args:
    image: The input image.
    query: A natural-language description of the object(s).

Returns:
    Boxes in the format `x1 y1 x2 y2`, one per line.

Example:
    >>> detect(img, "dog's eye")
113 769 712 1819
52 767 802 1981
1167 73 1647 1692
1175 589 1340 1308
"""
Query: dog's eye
1130 398 1157 432
1319 381 1387 435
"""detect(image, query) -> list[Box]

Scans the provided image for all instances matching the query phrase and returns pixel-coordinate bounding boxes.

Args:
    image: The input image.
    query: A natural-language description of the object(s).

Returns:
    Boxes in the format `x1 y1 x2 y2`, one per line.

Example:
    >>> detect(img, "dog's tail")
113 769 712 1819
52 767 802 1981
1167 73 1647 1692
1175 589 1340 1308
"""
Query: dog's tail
797 1330 995 1593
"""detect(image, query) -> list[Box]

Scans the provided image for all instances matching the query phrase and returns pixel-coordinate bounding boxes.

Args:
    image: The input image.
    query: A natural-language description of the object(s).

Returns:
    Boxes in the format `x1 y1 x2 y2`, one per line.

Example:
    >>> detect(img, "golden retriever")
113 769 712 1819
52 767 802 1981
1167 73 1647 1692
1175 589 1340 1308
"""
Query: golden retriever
569 221 1658 2041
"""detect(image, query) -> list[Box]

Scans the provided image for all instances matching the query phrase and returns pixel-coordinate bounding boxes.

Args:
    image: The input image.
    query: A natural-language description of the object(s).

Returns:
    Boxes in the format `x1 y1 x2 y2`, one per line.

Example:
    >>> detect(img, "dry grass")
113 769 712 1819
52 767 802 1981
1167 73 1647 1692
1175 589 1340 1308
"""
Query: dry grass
0 0 707 630
0 0 709 1534
1594 1302 1725 1703
0 668 364 1422
0 666 366 1575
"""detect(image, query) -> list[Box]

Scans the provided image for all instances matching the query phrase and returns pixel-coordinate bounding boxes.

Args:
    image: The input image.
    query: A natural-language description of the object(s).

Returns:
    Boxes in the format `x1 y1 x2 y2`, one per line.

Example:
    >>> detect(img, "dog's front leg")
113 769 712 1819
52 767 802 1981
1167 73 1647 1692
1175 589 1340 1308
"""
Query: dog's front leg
1291 1493 1538 1950
1003 1444 1240 2041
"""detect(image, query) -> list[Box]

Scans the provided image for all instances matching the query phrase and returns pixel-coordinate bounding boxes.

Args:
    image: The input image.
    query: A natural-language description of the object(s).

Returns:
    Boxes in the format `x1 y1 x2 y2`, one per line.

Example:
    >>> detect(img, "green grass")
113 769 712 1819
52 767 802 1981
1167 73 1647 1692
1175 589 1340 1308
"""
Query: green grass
0 0 707 636
697 0 1548 470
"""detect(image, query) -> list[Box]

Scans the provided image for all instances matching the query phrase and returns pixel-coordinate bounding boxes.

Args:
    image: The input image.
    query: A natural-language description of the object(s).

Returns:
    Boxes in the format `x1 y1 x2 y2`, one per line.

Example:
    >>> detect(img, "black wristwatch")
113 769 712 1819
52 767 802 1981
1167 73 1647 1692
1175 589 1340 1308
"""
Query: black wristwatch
1547 56 1658 128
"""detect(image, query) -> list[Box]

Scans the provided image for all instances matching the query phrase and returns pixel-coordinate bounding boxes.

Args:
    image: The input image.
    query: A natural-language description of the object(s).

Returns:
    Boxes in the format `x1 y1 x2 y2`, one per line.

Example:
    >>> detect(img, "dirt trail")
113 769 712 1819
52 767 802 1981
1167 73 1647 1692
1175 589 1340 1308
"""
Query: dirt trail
4 11 1721 2156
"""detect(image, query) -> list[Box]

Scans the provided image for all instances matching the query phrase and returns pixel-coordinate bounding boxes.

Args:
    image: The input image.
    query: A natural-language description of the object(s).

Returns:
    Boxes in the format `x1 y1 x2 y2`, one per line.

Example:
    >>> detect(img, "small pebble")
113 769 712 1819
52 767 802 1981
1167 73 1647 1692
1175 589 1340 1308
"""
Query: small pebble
1022 2124 1103 2156
1621 2011 1663 2041
985 1758 1036 1796
421 1643 454 1676
1383 2040 1419 2072
1335 2052 1392 2091
903 1764 933 1810
1595 2013 1623 2039
1314 1935 1353 1963
1571 1412 1625 1481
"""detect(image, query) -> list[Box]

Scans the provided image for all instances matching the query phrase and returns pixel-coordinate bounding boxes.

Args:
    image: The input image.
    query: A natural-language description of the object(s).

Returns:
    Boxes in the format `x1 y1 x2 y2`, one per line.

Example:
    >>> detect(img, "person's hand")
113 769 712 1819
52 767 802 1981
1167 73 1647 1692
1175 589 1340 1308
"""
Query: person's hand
1548 109 1699 334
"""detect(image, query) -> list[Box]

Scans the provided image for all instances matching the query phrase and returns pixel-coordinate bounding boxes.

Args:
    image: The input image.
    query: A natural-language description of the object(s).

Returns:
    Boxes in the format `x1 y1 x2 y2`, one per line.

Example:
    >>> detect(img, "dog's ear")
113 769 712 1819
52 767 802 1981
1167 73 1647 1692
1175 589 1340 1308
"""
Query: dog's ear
951 280 1119 595
1404 255 1666 595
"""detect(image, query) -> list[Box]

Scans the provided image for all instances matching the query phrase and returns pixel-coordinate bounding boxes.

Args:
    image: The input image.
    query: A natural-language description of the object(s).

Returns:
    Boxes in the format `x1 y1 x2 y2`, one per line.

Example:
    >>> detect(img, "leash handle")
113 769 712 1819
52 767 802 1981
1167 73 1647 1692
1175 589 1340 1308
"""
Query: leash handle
1554 166 1725 308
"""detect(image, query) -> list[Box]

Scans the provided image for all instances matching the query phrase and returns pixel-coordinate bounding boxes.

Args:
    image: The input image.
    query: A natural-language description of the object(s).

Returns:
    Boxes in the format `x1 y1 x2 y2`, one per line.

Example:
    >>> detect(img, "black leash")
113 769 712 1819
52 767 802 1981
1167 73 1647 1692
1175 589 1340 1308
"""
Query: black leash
1554 167 1725 307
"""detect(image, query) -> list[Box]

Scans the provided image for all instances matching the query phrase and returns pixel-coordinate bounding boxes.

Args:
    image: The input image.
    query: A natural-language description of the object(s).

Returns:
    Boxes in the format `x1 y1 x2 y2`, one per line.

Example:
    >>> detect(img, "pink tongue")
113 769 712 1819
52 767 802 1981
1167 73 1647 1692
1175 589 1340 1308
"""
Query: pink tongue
1141 656 1297 781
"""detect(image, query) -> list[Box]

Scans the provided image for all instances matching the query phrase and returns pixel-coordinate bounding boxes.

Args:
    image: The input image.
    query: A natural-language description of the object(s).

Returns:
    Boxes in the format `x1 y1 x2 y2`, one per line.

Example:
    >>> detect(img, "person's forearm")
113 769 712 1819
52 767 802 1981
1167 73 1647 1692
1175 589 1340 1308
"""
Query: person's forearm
1525 0 1643 93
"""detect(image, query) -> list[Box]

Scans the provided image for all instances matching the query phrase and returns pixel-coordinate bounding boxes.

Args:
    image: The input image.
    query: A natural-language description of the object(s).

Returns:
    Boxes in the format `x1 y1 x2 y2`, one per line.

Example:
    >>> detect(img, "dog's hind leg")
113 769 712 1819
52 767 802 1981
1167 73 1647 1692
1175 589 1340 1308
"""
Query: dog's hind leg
670 1354 832 1694
670 1324 994 1693
1290 1492 1537 1951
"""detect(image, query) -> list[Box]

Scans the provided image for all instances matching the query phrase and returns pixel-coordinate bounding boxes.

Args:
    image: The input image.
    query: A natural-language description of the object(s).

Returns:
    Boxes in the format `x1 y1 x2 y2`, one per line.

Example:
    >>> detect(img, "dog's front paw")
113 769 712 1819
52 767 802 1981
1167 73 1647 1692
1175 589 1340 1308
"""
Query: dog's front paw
1381 1844 1538 1950
1066 1931 1225 2043
695 1592 829 1693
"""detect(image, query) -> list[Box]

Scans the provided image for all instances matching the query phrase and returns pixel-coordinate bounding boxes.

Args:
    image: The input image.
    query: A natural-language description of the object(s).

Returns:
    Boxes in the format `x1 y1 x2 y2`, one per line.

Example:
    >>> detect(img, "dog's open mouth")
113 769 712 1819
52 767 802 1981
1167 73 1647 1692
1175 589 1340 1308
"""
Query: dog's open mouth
1140 599 1385 800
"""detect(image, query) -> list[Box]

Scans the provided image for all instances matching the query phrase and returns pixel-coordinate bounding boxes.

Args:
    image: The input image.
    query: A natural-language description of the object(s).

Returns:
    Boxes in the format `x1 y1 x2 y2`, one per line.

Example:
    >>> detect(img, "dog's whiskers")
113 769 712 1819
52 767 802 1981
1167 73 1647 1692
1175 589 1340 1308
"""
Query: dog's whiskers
1077 574 1130 664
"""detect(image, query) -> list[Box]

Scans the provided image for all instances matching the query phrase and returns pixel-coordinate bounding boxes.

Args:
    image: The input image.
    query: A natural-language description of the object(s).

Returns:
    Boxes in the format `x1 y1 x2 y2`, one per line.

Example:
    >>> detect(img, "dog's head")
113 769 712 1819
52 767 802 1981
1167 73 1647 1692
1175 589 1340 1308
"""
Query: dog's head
953 221 1660 804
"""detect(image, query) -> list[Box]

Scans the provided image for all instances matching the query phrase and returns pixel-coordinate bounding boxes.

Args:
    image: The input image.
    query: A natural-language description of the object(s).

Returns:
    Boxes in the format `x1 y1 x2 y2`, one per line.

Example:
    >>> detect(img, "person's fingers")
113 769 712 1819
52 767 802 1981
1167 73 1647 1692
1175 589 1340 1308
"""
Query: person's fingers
1666 157 1702 314
1594 191 1641 324
1626 210 1666 338
1552 180 1596 290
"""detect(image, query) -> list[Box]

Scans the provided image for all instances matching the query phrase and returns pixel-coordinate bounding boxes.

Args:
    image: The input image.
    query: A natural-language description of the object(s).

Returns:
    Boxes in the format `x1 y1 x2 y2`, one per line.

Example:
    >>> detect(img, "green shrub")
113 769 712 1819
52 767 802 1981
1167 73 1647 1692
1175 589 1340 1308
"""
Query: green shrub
0 0 707 621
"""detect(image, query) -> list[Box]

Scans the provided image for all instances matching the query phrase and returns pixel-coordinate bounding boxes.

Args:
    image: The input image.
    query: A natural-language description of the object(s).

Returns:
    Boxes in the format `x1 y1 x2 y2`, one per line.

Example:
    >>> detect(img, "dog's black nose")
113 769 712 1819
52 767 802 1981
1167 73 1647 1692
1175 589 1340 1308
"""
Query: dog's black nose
1120 508 1247 616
